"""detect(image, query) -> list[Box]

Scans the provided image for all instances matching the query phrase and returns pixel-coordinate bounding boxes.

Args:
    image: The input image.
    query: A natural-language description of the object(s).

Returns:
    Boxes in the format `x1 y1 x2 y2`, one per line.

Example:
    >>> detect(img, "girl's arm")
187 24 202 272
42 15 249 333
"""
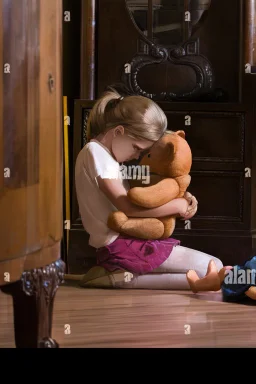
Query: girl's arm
97 176 190 218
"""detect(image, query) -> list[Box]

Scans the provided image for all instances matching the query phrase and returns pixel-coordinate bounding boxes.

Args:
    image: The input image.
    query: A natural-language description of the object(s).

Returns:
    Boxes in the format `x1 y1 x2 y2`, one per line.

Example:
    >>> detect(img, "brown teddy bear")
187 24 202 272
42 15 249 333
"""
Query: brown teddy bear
107 130 192 239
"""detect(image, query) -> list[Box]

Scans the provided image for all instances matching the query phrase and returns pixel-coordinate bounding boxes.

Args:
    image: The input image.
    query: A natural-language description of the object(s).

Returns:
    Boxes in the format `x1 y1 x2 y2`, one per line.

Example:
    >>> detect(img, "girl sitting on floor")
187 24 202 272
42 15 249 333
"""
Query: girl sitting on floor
75 88 223 290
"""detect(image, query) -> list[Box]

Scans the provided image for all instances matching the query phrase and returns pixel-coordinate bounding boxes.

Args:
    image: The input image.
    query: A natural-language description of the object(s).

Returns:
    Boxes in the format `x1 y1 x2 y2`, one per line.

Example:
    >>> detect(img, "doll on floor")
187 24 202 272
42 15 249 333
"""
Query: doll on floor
186 256 256 303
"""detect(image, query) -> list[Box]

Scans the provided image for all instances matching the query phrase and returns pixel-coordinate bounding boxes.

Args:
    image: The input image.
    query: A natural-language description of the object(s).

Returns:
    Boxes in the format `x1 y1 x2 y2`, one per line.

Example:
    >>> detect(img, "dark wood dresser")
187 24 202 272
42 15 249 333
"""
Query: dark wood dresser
67 0 256 272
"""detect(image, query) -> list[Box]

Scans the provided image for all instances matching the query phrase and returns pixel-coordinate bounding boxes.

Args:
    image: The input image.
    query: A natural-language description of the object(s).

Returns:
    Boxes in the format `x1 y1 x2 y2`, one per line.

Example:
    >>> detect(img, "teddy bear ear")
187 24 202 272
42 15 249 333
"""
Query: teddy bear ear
176 130 186 139
166 141 176 158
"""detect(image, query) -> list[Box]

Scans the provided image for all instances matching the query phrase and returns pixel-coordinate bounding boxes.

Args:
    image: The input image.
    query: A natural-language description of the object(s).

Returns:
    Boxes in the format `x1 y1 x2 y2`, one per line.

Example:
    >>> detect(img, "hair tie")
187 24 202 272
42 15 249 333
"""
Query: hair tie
119 96 124 101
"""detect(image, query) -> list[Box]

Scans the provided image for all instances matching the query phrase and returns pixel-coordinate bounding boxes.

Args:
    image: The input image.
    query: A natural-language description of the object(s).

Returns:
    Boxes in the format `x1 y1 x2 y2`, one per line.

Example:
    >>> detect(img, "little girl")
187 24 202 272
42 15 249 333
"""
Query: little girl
75 89 223 290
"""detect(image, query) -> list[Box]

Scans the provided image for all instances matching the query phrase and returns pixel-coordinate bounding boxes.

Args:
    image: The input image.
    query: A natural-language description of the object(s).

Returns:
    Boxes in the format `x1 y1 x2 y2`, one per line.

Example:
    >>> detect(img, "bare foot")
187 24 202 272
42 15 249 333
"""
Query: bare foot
187 260 222 293
186 270 200 293
218 265 233 284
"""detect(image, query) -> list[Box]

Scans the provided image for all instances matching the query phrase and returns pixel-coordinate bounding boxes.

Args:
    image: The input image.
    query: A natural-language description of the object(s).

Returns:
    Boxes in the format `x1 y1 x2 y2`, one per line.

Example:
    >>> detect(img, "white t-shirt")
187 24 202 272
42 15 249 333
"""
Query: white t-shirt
75 139 130 248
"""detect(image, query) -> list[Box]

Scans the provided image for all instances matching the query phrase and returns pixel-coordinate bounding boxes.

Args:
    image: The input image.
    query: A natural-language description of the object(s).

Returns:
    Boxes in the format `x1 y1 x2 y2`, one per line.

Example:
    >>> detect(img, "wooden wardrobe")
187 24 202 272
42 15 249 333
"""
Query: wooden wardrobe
68 0 256 272
0 0 65 348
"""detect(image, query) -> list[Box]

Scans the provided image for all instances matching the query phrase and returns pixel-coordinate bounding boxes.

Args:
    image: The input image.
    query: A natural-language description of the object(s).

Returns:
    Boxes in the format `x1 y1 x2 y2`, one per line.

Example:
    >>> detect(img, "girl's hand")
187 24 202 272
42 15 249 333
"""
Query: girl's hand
180 192 198 220
183 191 193 205
174 198 190 217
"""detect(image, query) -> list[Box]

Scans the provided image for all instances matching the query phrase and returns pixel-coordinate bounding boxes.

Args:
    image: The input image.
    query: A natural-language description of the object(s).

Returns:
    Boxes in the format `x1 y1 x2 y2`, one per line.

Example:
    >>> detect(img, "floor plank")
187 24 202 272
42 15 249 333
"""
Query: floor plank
1 284 256 348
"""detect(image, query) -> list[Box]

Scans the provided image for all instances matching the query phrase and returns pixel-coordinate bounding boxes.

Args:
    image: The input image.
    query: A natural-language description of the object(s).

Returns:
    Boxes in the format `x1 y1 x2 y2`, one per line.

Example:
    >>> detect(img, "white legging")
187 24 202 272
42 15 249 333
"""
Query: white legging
115 245 223 290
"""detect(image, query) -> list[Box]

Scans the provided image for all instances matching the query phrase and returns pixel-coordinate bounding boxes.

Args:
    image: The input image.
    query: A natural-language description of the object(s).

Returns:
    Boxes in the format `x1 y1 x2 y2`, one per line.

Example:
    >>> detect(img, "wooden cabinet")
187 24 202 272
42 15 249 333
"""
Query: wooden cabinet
68 0 256 272
0 0 63 284
0 0 66 348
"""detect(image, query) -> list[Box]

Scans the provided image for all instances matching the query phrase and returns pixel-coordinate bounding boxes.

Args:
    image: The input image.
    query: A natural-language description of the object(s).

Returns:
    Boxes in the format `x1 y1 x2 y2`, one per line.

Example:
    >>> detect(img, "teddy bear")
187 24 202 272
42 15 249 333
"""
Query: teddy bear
107 130 192 240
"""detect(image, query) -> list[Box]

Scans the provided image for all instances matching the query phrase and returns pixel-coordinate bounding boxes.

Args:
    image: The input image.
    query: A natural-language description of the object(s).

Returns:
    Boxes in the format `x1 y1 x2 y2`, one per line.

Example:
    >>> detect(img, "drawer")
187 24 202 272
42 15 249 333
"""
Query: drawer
175 169 250 231
165 111 245 166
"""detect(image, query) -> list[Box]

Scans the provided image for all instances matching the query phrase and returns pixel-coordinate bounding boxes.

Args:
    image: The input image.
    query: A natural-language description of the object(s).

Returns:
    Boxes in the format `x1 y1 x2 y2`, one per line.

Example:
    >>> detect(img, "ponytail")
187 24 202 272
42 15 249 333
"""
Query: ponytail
87 89 121 140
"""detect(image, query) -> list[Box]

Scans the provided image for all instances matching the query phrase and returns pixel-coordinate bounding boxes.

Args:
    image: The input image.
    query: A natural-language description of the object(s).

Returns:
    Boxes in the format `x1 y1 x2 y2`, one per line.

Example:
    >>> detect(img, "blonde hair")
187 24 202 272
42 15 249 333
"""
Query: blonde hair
87 89 167 142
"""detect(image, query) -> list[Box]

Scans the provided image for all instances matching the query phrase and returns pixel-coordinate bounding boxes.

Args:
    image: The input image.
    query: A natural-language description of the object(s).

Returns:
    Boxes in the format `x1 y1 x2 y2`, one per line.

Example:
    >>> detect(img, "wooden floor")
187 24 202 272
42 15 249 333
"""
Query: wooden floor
1 283 256 348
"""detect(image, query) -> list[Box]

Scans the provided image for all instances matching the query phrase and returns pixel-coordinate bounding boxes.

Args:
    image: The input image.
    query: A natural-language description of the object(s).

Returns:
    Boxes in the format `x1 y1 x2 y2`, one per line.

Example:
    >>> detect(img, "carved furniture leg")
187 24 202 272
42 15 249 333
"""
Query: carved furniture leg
0 259 65 348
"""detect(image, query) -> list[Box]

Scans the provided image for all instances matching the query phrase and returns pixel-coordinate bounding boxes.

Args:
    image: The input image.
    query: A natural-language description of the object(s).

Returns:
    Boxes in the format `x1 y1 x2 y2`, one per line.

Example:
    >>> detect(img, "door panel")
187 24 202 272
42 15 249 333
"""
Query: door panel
175 170 248 231
165 111 245 166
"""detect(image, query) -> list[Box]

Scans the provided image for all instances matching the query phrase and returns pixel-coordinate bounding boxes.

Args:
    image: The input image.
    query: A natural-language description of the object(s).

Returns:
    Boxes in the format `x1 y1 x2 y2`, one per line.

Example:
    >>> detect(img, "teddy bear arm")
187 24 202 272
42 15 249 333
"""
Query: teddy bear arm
128 178 180 208
175 175 191 198
158 216 176 238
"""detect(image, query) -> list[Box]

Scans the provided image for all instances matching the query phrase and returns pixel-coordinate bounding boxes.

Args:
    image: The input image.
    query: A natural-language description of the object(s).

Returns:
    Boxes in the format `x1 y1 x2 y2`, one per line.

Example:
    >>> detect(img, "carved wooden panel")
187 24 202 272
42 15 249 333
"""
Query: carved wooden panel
97 0 243 102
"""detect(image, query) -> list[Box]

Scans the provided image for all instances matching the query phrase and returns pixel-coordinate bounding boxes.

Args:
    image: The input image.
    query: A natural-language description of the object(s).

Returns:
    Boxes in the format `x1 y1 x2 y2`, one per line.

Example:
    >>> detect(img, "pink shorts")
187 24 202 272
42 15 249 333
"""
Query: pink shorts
96 235 180 275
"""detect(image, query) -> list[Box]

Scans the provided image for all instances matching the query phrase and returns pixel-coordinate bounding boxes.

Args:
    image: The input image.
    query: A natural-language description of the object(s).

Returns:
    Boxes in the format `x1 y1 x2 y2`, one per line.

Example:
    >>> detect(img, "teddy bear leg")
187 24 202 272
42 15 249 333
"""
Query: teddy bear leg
175 175 191 198
159 217 176 239
107 211 129 232
119 218 165 239
108 211 165 239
